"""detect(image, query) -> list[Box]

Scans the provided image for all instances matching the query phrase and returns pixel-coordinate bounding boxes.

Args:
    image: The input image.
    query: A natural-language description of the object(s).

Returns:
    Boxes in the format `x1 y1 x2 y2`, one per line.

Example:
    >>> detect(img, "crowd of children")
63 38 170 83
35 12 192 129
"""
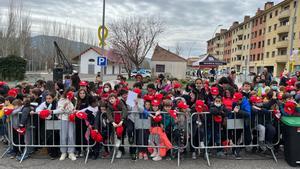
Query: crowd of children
0 69 299 162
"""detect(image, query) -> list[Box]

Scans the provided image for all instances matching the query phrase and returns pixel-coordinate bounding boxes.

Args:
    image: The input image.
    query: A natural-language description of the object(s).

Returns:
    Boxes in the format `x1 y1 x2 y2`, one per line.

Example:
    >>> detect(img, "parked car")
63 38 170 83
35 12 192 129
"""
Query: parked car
131 69 151 80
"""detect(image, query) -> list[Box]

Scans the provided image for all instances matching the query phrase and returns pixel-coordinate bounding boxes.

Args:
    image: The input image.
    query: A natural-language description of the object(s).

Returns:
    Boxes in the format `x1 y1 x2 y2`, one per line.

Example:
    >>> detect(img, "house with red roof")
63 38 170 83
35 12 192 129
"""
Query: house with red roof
72 47 124 75
151 45 187 79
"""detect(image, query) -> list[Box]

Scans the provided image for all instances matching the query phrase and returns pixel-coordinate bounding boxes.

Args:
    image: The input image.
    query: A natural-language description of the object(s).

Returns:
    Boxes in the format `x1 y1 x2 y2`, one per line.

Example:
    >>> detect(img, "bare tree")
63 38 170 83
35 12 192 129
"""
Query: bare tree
175 42 183 56
109 16 164 76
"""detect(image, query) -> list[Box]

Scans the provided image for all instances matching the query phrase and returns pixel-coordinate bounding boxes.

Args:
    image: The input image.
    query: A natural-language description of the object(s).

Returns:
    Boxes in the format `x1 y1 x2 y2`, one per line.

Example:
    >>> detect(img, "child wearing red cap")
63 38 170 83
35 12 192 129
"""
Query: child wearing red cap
230 92 251 159
56 90 77 161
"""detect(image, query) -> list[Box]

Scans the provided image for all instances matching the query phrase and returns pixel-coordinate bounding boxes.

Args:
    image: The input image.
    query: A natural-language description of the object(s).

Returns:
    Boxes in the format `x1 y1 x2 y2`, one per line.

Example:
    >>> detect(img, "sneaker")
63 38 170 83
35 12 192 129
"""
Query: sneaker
115 139 121 148
16 154 29 161
138 152 143 160
192 152 197 160
68 153 77 161
59 153 67 161
116 150 122 159
150 150 158 158
131 154 137 161
143 153 148 160
200 141 205 148
234 150 242 160
216 151 225 157
102 151 110 158
152 156 162 161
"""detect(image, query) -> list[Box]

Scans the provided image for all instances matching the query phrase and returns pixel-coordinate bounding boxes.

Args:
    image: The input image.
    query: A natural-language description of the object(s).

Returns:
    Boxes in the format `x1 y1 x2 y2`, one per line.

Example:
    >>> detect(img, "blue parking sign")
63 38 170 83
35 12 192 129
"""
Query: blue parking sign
97 56 107 67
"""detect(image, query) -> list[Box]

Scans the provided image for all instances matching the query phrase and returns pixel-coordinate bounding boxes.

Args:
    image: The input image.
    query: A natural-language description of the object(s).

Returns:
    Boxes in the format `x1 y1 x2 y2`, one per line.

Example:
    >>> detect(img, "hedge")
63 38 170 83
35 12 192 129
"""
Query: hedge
0 55 27 81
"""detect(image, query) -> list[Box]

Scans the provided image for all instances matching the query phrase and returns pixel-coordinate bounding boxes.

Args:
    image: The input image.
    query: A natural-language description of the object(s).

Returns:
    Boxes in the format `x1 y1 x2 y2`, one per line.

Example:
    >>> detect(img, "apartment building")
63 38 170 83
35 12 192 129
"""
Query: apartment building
207 0 300 76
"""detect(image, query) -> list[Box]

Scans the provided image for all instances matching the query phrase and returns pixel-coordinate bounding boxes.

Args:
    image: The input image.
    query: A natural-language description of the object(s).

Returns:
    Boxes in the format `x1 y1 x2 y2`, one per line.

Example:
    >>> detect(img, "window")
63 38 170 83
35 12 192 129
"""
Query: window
261 53 264 60
88 59 95 62
258 41 261 48
274 24 277 30
257 54 260 61
268 26 272 32
267 39 271 45
260 17 263 24
266 52 270 58
253 54 256 61
270 12 273 19
262 41 265 47
275 10 278 16
272 51 276 57
273 37 276 44
156 64 165 73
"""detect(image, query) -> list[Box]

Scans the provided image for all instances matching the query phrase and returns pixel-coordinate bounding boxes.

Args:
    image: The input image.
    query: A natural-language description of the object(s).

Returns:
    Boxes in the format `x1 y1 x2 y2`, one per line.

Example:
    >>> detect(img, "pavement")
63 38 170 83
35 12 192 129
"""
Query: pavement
0 145 295 169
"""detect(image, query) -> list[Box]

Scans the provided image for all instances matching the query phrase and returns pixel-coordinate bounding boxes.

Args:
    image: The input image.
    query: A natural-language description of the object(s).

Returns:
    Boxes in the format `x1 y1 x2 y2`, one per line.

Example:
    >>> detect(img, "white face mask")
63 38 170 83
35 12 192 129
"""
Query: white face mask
167 81 171 85
291 91 296 96
215 103 221 107
104 87 110 92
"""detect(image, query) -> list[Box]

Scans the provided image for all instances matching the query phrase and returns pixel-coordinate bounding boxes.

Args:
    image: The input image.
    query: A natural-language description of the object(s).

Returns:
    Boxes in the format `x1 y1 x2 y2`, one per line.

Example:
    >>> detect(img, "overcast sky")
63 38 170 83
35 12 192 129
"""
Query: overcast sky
0 0 282 57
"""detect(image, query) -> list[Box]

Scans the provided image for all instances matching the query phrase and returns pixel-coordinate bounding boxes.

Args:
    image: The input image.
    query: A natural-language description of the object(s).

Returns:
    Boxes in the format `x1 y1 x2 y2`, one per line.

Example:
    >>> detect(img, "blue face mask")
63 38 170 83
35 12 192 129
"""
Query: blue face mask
271 86 278 90
258 83 263 88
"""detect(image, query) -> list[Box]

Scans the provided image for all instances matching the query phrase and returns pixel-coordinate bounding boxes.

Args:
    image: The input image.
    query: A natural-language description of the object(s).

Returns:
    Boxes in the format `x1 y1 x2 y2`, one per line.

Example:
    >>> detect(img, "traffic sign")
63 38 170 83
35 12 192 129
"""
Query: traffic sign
97 56 107 67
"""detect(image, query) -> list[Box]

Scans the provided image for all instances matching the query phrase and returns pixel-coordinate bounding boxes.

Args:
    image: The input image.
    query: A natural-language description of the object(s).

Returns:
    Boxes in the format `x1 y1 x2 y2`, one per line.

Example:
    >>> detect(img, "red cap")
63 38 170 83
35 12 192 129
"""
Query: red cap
284 100 296 115
155 93 163 100
8 88 18 98
210 87 219 96
75 111 88 120
79 81 88 86
133 88 142 96
153 114 163 123
233 92 243 102
16 128 26 135
173 83 181 89
116 126 124 138
195 100 205 112
0 81 7 86
143 94 155 101
39 110 51 119
169 109 177 119
151 99 160 106
66 91 74 100
4 108 14 116
69 113 76 122
250 96 262 103
277 92 283 100
286 85 295 92
177 101 189 109
287 78 296 86
90 129 103 143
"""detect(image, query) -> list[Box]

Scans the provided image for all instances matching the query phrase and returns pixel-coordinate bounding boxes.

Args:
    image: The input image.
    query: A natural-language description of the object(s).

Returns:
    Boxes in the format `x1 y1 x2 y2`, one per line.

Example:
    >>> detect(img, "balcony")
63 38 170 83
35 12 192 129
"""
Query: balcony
235 50 243 55
275 54 288 62
276 40 289 48
236 40 243 45
277 25 290 34
278 10 290 20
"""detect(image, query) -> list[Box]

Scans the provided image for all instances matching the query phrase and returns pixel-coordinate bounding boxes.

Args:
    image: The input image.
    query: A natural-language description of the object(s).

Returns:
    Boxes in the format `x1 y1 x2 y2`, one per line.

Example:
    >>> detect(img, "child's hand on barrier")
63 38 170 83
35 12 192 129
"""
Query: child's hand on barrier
118 121 123 127
233 107 239 113
112 122 118 128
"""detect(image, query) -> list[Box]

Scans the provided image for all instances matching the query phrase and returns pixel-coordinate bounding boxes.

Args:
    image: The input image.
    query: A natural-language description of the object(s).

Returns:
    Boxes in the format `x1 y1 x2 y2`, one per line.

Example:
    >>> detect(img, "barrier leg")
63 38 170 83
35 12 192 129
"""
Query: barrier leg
110 147 116 164
270 148 278 163
1 147 11 158
19 147 27 163
177 150 180 167
204 148 211 167
85 149 90 164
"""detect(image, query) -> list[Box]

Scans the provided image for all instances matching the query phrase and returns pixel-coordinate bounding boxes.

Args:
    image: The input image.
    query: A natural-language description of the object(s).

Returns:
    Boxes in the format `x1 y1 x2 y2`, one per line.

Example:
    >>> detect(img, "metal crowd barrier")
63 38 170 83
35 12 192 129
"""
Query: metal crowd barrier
190 111 280 166
1 112 96 163
99 111 189 166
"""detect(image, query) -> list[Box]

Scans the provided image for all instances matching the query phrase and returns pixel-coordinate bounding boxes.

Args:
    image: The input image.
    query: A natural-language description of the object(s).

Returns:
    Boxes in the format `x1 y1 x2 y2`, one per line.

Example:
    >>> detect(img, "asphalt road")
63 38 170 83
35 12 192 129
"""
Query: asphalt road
0 145 295 169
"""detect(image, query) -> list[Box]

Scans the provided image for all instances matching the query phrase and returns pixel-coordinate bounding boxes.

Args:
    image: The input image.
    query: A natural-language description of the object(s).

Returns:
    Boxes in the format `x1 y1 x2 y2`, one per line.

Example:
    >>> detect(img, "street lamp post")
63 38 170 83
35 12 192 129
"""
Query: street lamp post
100 0 106 82
288 0 298 73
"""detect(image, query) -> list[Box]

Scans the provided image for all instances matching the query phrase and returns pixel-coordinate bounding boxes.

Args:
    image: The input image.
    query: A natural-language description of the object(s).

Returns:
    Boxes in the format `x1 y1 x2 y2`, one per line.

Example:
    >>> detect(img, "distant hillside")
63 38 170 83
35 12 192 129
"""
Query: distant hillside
31 35 92 62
